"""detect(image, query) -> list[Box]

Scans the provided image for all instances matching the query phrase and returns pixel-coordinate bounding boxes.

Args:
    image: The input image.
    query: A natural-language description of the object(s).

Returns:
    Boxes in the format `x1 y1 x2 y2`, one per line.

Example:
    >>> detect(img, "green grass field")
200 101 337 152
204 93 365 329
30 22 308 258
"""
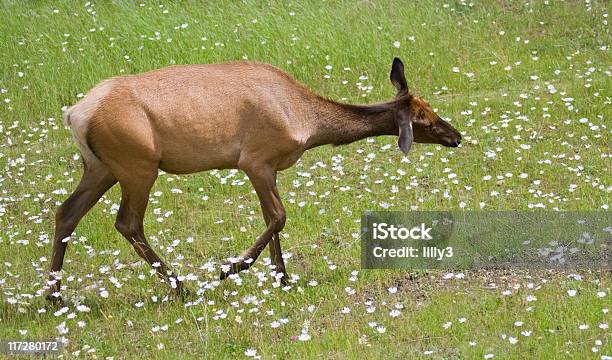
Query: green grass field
0 1 610 358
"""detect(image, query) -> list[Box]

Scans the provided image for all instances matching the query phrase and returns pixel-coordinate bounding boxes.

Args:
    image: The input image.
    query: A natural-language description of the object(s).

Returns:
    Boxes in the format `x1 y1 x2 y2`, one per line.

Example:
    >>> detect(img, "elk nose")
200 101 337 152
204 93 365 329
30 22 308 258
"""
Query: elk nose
453 135 462 147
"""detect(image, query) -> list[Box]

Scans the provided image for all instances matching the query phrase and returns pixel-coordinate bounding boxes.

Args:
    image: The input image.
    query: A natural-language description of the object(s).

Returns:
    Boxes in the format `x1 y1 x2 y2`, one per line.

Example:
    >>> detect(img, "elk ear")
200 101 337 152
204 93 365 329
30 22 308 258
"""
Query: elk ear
390 57 408 93
397 111 413 155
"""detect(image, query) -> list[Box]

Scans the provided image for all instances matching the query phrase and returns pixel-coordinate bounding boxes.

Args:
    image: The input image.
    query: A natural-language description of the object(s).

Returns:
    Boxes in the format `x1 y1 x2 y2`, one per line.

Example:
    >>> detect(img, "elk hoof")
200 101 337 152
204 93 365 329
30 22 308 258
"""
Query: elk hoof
271 269 288 286
172 285 190 301
168 277 190 300
45 293 65 308
279 273 288 286
219 269 228 281
219 261 250 280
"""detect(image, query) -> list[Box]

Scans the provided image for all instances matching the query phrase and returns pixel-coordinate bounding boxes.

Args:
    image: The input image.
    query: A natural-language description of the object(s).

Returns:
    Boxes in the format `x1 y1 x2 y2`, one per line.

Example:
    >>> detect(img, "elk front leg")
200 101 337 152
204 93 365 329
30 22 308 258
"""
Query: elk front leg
259 177 288 284
220 164 286 280
266 174 287 283
269 232 287 285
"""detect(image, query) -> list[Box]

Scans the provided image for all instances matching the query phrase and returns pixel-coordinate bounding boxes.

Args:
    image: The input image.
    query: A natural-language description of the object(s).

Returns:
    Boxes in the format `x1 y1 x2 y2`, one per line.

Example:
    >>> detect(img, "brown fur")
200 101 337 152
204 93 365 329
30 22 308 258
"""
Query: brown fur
45 59 461 305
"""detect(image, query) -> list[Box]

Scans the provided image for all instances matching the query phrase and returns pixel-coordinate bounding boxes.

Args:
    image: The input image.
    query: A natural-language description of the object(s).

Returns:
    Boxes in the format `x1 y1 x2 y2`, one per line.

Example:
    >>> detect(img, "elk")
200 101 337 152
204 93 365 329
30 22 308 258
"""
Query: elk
45 58 461 305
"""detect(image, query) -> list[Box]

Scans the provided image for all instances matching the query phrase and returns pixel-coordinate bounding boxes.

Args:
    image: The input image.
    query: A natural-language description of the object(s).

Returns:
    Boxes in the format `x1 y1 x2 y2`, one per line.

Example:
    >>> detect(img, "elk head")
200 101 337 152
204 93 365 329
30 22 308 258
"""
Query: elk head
390 57 462 155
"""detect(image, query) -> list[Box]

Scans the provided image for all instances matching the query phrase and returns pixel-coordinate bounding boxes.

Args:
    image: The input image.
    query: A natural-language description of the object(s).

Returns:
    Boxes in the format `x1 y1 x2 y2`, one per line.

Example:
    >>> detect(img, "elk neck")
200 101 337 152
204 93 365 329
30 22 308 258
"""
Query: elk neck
305 96 401 149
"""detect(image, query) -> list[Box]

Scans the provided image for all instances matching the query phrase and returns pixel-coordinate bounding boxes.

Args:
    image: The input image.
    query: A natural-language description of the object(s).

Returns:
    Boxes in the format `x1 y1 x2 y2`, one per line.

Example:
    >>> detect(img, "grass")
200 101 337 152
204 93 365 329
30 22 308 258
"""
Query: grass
0 0 610 358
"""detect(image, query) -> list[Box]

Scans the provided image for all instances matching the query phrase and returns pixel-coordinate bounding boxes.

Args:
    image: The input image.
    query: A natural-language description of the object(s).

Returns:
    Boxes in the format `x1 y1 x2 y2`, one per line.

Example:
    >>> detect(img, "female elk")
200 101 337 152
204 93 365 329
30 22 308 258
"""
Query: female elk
46 58 461 304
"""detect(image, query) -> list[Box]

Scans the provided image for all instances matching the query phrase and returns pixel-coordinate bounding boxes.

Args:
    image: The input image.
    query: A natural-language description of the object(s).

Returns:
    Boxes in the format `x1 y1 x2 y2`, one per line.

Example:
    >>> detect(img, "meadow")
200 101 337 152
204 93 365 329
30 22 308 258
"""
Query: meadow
0 0 610 358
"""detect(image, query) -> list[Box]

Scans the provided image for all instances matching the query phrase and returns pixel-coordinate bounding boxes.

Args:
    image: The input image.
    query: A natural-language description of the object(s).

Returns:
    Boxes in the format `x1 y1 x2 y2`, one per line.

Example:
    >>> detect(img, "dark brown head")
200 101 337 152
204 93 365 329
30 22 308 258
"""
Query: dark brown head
390 58 462 155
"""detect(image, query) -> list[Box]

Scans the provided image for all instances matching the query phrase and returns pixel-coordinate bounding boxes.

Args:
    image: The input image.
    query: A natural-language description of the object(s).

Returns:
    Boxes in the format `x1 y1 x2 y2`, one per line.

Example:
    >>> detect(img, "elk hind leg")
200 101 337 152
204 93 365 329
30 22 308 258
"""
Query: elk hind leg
46 161 117 305
113 167 185 297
